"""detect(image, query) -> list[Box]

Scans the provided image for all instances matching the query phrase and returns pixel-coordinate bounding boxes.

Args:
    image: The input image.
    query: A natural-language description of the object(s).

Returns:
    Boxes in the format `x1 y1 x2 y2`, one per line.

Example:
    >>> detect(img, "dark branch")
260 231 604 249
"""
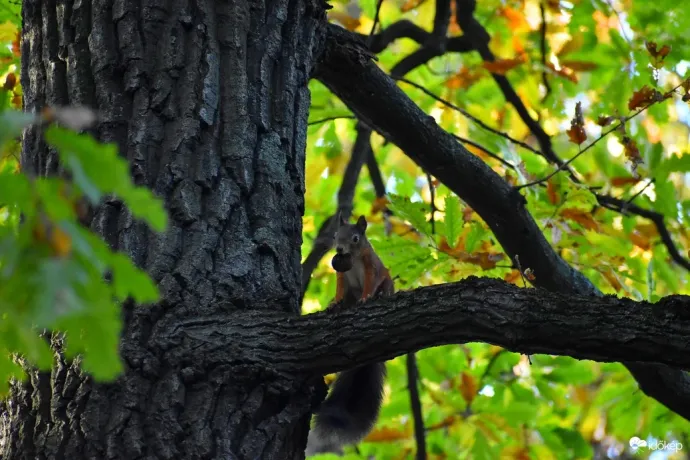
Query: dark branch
596 194 690 272
407 353 426 460
539 2 551 100
357 19 472 54
314 23 690 420
162 277 690 420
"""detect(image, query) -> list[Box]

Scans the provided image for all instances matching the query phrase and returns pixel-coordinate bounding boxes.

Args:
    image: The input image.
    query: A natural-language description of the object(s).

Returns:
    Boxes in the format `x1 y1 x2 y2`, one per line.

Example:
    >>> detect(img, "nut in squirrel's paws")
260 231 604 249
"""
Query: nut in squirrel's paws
332 253 353 272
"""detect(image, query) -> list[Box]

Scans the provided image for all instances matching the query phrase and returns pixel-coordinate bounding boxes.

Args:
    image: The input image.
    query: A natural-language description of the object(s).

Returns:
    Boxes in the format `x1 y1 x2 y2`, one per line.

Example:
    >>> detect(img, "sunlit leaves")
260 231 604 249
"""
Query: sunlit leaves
304 0 690 457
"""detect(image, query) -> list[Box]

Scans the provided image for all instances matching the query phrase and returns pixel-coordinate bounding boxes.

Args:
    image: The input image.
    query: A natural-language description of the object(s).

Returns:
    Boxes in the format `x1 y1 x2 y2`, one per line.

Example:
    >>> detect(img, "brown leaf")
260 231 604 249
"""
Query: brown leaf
546 180 560 205
458 372 477 404
546 0 561 13
11 31 20 57
482 55 526 75
3 72 16 91
448 2 462 34
596 115 614 127
622 137 642 164
445 66 483 90
628 85 662 110
629 230 651 250
645 41 671 68
504 270 522 284
365 426 409 442
401 0 427 12
546 62 578 83
610 176 640 187
566 101 587 145
560 60 598 71
462 206 474 223
371 196 390 214
561 208 599 231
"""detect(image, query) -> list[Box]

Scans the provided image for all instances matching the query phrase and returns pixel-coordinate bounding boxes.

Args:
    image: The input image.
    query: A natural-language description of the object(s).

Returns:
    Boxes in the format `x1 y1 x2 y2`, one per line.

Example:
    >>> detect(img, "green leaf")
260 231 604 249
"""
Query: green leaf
388 194 430 236
44 126 168 231
111 252 160 303
0 109 37 147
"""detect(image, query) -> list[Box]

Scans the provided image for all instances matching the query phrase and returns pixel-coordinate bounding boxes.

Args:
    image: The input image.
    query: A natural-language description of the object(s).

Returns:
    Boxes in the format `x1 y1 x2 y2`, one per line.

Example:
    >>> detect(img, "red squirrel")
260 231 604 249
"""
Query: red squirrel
305 214 393 455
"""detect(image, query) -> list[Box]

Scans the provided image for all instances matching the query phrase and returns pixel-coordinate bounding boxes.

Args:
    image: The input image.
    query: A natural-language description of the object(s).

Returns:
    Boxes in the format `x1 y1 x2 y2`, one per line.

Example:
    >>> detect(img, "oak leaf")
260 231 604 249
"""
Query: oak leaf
566 101 587 145
483 55 526 75
628 85 662 110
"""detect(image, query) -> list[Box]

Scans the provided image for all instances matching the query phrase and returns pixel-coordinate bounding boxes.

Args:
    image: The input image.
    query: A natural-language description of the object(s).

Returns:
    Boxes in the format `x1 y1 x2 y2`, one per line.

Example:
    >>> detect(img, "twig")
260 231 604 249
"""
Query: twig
539 2 551 100
406 353 427 460
366 0 386 48
307 115 356 125
394 77 543 157
451 133 516 170
626 178 654 204
516 85 683 190
603 0 632 45
596 193 690 272
426 173 437 234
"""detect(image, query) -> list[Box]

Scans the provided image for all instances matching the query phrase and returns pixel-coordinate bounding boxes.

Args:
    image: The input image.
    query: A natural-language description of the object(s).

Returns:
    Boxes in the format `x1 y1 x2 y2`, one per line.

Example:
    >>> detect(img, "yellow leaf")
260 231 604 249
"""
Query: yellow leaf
0 21 18 42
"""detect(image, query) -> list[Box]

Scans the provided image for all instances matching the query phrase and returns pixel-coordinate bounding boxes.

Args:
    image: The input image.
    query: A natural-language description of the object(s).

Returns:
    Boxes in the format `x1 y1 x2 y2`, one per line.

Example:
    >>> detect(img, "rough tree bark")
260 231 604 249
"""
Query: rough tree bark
4 0 326 458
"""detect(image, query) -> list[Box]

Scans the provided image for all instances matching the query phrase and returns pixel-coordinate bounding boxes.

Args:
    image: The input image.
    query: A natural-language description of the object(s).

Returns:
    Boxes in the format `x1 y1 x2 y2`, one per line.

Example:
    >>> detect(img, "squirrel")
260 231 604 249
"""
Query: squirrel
305 214 394 456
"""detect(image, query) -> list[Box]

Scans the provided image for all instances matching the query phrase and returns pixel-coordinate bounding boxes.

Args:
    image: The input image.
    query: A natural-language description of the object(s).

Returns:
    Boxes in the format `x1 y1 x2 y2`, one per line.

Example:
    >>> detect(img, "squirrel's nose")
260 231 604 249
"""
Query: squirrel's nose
336 246 344 254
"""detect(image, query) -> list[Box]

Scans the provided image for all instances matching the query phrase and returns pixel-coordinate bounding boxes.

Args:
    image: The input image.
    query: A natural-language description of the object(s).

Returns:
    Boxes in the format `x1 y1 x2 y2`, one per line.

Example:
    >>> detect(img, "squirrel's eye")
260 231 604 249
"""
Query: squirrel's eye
352 234 360 243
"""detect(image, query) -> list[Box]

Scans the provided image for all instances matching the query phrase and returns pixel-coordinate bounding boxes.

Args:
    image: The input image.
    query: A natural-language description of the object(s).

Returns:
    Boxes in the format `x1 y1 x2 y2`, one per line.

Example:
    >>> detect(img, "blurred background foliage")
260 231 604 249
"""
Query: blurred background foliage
302 0 690 458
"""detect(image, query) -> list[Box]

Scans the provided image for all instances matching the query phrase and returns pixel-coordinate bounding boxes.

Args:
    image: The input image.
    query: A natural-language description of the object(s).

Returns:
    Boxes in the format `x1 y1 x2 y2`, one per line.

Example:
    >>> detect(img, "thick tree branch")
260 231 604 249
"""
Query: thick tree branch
314 23 690 420
161 277 690 411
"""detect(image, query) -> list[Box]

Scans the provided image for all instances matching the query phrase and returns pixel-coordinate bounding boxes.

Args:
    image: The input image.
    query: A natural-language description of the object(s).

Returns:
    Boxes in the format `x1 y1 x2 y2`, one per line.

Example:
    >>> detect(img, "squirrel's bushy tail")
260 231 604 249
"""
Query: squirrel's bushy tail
305 362 386 456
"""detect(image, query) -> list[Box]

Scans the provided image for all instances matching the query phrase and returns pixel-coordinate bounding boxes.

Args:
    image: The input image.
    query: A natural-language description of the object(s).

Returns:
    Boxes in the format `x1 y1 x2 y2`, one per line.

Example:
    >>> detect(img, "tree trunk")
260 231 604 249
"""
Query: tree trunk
3 0 326 458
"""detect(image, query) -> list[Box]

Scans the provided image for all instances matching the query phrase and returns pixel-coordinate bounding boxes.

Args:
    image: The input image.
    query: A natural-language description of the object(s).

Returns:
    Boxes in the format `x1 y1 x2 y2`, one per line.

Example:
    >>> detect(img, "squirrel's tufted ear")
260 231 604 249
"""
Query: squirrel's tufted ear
336 211 347 227
356 215 367 232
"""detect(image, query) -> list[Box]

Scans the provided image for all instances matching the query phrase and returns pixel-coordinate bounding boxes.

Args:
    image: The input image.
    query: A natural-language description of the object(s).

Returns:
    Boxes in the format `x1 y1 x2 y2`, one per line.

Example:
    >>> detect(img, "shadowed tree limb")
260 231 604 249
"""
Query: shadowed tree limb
314 23 690 421
161 277 690 421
